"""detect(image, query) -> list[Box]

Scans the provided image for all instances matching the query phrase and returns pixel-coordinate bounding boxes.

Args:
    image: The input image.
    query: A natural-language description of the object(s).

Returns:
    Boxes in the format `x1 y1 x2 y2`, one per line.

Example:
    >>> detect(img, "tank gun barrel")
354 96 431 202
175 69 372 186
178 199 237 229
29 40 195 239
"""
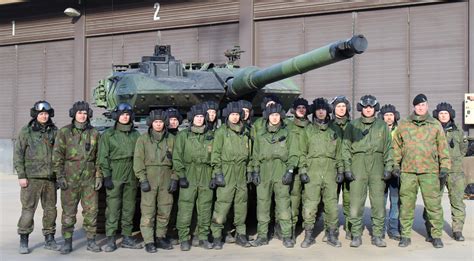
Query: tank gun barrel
226 34 367 98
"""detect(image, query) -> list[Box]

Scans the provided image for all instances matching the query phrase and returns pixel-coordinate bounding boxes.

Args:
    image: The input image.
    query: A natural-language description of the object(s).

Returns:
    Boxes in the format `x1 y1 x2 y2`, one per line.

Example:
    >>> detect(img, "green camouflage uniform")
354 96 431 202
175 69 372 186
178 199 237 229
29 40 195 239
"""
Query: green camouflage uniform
98 124 140 237
210 123 251 239
393 113 450 238
297 120 343 231
342 116 393 238
52 122 100 239
14 122 57 236
134 130 176 244
173 127 214 242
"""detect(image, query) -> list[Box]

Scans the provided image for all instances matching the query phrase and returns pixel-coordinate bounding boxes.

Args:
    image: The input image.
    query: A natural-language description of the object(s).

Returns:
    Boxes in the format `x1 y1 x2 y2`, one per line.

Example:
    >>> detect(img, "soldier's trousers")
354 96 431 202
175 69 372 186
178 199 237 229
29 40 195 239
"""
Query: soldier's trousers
383 176 400 237
423 172 465 234
290 173 302 229
105 180 137 237
140 167 174 244
176 185 213 241
256 180 292 239
61 178 98 239
210 185 247 238
400 173 443 238
18 178 57 235
337 181 351 233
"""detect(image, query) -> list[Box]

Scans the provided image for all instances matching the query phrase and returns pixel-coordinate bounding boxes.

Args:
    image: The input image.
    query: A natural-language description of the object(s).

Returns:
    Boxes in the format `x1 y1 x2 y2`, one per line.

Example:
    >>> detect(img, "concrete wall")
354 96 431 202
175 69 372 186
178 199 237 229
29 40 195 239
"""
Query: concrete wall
0 139 14 175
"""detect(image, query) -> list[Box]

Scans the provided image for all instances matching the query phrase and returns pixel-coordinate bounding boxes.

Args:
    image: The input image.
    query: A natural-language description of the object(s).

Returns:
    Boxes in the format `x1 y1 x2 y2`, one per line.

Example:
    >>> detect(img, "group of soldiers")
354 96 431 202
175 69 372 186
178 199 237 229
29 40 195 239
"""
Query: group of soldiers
14 93 467 255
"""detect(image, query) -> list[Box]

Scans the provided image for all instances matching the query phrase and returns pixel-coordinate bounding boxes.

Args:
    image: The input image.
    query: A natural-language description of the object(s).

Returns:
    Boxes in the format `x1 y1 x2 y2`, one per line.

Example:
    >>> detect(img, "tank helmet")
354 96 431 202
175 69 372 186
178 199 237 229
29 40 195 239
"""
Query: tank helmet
292 98 310 114
69 101 93 119
111 102 134 122
31 100 54 118
311 98 332 114
146 109 167 127
263 103 285 120
203 100 220 120
378 104 400 121
238 100 254 118
222 101 245 120
330 95 351 113
187 103 207 121
165 107 183 125
260 94 282 111
357 95 380 112
433 102 455 120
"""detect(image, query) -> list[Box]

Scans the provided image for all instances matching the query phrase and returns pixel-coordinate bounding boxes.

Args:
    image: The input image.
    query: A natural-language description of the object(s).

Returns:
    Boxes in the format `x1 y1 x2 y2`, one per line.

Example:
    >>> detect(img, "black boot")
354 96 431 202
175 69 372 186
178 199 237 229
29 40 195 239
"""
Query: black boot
432 238 444 248
122 235 143 249
350 236 362 247
327 229 341 248
104 236 117 252
19 234 29 254
235 234 250 248
398 237 411 247
145 243 157 253
199 239 213 249
371 236 387 247
213 237 224 250
453 232 465 241
156 237 173 250
59 238 72 254
250 237 268 247
86 237 102 252
44 234 59 251
300 228 315 248
282 237 294 248
180 240 191 251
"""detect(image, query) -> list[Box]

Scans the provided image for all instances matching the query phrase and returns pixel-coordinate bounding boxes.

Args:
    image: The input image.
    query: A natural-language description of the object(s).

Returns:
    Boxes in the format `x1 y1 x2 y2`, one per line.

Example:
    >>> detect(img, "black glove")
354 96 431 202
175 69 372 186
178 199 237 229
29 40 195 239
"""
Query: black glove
282 169 293 185
209 178 217 189
168 179 178 193
344 171 355 182
392 168 401 178
246 171 253 184
179 177 189 188
300 173 310 184
140 180 151 192
104 176 114 190
56 176 68 190
251 171 261 186
382 170 392 181
214 173 226 187
439 170 448 190
336 171 344 184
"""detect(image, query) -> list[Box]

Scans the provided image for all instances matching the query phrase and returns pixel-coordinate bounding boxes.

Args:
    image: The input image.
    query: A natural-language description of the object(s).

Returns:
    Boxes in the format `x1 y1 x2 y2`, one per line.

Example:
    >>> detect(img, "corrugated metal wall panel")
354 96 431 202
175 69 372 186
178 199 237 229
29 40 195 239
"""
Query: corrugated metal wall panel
157 28 199 62
85 0 239 36
409 2 468 124
198 23 239 63
355 8 410 117
44 40 74 129
0 46 16 138
15 43 45 136
255 18 305 91
303 13 353 105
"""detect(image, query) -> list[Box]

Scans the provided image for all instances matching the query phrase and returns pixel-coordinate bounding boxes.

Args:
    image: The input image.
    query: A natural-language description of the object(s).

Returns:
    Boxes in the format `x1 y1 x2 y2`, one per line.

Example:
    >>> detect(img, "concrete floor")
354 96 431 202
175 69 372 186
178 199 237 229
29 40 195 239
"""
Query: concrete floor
0 174 472 261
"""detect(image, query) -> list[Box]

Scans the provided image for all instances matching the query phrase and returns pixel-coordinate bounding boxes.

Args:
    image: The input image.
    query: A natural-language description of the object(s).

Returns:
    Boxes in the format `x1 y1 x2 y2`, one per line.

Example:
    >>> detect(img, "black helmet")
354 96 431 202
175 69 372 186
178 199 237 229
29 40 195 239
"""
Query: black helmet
187 103 207 122
292 98 309 115
165 107 183 125
260 94 281 111
330 95 351 115
263 103 285 120
146 109 167 127
222 101 245 121
238 100 254 120
357 95 380 112
30 100 54 118
378 104 400 121
111 103 134 122
433 102 455 120
311 98 332 114
69 101 93 119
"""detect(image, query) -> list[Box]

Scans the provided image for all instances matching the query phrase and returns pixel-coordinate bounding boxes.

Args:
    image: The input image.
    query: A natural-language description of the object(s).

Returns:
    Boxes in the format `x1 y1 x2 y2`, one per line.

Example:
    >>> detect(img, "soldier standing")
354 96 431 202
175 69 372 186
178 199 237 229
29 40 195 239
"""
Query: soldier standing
14 101 58 254
342 95 393 248
53 101 102 254
393 94 450 248
210 101 252 249
134 109 178 253
173 103 214 251
378 104 402 241
98 103 142 252
423 102 467 242
297 98 343 248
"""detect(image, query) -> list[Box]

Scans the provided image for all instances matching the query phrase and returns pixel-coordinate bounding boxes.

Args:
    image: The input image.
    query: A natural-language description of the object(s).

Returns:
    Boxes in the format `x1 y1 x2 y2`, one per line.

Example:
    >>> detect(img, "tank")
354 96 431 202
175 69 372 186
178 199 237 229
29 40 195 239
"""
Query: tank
93 35 368 119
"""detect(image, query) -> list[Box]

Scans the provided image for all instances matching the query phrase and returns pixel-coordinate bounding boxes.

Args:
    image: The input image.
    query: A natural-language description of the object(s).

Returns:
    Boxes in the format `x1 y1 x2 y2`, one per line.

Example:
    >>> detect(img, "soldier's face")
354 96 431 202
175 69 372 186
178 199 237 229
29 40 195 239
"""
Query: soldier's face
228 112 240 124
268 113 281 125
362 106 375 117
169 117 179 129
334 103 347 118
414 102 428 116
295 105 306 118
152 119 164 132
243 108 250 121
438 111 451 123
36 111 49 124
207 109 217 122
75 110 88 123
315 109 327 120
383 112 395 126
193 114 205 127
118 112 130 124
